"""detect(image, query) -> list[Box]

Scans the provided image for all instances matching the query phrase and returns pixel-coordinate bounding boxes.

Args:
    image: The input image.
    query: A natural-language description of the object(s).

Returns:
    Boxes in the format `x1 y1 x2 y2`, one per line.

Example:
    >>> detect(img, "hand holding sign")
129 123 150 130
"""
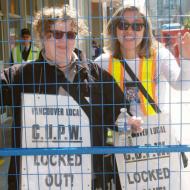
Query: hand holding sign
128 116 144 133
115 113 182 190
116 109 144 146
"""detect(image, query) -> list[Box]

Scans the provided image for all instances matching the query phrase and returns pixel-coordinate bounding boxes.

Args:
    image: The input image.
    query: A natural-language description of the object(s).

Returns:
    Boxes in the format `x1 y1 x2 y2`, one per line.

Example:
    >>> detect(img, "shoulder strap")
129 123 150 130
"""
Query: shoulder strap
120 59 161 113
64 64 91 109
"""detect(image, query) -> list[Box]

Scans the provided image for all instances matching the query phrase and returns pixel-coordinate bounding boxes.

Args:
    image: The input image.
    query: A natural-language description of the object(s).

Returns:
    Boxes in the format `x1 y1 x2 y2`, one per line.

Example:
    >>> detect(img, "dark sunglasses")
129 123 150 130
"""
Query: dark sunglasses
49 30 77 40
117 21 145 31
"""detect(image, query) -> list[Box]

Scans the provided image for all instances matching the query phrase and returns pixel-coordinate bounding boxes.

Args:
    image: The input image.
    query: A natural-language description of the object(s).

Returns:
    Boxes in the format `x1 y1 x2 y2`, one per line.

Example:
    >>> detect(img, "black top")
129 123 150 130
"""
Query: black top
22 45 31 61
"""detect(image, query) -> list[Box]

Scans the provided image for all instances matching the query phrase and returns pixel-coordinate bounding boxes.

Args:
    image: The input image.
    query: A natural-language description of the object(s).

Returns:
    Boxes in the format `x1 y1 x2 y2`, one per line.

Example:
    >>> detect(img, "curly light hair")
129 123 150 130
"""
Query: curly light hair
33 5 88 41
104 5 155 59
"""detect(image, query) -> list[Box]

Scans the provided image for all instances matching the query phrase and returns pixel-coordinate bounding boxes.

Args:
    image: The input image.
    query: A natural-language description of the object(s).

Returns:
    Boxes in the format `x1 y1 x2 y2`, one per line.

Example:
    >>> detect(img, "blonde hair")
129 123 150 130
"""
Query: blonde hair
33 5 88 42
104 5 155 59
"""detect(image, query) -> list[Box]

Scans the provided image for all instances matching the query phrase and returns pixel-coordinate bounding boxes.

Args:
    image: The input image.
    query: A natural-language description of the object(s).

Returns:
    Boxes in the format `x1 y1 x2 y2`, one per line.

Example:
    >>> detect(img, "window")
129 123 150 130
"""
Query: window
26 0 38 16
48 0 69 7
9 0 20 15
9 18 22 41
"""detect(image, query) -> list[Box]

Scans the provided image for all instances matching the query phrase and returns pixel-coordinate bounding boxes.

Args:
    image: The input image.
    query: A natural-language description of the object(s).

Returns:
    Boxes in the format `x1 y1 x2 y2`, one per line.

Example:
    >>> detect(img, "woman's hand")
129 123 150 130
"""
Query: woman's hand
178 32 190 59
128 116 144 133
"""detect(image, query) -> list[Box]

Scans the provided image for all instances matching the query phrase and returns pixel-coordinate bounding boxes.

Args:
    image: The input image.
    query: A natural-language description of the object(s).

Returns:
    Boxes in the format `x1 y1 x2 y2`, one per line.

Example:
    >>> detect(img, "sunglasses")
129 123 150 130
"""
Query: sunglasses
49 30 77 40
117 21 145 32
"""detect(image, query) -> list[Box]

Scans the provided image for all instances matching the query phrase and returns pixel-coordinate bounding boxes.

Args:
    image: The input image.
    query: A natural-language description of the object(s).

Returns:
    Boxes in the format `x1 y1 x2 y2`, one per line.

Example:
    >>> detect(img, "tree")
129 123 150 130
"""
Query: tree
183 15 190 29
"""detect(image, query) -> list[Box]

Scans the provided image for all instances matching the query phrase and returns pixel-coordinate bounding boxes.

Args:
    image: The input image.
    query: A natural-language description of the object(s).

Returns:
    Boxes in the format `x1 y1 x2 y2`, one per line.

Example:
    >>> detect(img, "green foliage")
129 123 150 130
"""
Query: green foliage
184 15 190 29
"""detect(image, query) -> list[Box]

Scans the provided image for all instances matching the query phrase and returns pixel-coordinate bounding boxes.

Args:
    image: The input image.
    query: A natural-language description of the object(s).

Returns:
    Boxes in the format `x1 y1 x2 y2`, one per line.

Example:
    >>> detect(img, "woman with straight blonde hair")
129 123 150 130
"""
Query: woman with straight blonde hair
95 3 190 190
96 3 190 118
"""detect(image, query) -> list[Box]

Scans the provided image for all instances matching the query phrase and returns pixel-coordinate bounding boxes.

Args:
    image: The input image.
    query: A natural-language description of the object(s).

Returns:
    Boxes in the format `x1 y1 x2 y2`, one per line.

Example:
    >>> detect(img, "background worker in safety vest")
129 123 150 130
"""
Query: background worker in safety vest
95 2 190 189
10 28 40 64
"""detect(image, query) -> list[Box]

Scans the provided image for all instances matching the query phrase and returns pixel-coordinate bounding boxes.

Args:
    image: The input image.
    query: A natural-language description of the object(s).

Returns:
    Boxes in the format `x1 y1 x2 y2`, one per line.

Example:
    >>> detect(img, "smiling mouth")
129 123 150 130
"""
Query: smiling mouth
123 36 136 41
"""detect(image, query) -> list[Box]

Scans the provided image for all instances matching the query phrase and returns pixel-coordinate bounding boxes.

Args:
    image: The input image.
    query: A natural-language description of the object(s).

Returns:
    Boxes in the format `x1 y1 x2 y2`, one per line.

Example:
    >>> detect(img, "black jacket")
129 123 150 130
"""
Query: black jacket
0 57 129 189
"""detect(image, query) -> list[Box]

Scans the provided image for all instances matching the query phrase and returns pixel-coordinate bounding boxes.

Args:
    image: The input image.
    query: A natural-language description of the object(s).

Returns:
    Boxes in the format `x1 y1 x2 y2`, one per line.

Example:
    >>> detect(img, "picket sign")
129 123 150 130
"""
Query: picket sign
115 114 183 190
21 94 91 190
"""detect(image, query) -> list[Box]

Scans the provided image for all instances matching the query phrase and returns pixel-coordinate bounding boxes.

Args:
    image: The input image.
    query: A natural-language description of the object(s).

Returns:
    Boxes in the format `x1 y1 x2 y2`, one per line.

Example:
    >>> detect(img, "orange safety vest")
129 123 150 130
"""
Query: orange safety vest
108 51 157 116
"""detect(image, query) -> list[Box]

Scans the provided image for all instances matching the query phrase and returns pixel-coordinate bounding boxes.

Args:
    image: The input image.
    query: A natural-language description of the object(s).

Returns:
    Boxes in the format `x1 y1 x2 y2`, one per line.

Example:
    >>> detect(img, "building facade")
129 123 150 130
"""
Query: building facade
147 0 190 35
0 0 189 65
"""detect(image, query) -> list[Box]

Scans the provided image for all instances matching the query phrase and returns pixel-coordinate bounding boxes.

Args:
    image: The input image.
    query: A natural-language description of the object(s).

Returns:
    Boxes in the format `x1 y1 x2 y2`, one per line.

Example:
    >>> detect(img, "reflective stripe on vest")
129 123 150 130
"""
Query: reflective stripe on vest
108 52 157 116
27 47 39 61
139 51 156 115
108 57 124 91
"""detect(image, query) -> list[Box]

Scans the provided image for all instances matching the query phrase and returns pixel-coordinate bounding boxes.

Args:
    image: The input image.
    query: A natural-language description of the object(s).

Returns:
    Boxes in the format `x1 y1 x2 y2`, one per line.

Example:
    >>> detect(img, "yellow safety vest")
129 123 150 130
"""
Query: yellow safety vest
12 44 40 64
108 51 157 116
